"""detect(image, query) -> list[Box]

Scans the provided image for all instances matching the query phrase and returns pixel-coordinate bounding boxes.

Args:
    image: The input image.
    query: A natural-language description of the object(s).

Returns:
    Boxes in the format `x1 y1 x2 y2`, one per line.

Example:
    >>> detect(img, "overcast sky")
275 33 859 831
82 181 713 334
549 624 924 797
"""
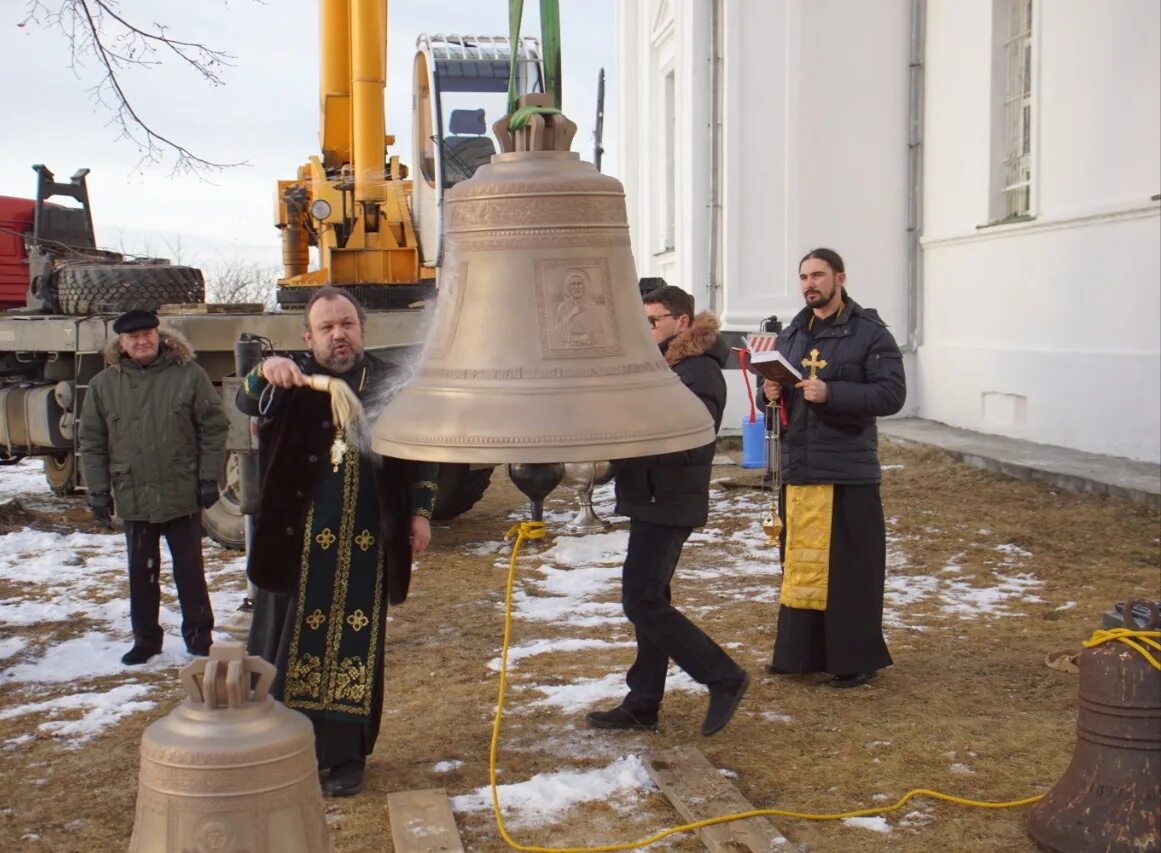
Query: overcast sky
2 0 616 268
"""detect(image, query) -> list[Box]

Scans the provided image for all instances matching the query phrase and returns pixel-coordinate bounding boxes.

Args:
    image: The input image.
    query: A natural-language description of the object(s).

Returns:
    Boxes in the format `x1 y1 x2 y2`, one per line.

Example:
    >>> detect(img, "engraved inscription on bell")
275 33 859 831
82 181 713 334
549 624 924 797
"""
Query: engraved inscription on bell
427 259 468 358
536 258 621 358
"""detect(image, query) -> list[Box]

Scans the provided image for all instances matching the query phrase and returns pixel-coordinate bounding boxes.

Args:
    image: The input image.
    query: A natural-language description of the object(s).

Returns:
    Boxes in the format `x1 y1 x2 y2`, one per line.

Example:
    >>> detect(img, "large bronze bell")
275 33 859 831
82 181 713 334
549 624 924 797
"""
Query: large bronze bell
129 642 331 853
1027 600 1161 852
371 106 715 464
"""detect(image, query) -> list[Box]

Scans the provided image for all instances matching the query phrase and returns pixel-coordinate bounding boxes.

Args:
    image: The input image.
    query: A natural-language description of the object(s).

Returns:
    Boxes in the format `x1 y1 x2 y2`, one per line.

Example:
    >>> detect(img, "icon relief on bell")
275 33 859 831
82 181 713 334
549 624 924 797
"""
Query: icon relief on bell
536 258 623 359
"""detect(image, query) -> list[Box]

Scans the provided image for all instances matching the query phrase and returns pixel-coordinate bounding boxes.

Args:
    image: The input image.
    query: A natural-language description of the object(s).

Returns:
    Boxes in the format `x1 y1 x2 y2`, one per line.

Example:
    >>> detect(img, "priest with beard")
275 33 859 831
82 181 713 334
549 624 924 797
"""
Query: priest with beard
237 286 437 797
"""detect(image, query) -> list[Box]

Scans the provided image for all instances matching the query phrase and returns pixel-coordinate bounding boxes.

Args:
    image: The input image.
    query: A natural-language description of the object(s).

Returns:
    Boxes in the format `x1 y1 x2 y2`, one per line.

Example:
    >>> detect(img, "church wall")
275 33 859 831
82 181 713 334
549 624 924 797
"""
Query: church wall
920 0 1161 462
616 0 914 434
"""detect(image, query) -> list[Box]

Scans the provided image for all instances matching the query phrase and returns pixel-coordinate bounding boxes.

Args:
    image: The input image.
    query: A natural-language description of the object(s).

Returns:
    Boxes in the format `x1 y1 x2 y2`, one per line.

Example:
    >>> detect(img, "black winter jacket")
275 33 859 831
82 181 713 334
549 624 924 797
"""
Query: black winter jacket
613 312 727 528
236 353 438 603
765 299 906 485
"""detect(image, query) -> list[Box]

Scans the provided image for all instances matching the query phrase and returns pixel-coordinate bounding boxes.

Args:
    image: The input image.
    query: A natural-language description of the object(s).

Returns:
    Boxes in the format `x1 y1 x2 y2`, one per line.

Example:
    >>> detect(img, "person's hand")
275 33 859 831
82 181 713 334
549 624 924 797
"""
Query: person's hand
197 479 220 509
259 356 305 389
796 376 828 404
410 515 432 556
762 379 782 401
88 490 112 528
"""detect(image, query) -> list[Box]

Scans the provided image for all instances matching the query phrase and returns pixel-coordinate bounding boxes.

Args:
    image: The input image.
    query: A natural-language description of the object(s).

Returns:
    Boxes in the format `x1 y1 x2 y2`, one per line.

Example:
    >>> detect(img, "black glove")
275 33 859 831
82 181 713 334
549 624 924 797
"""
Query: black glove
197 479 220 510
88 491 112 527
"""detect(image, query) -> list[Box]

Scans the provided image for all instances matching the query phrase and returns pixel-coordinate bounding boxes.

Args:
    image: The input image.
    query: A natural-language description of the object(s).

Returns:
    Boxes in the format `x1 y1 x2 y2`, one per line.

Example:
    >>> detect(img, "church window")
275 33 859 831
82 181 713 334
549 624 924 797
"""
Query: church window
993 0 1035 221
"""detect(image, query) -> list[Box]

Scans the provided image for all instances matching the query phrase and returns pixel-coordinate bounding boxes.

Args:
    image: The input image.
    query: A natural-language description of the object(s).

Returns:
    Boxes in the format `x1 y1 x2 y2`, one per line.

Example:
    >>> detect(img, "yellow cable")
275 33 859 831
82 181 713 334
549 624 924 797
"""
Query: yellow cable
488 524 1149 851
1082 627 1161 669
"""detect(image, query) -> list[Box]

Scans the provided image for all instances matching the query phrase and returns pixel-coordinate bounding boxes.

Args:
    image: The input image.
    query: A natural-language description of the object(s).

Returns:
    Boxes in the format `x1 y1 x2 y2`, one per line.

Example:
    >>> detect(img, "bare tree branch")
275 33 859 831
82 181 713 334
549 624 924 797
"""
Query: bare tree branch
19 0 250 177
204 259 279 307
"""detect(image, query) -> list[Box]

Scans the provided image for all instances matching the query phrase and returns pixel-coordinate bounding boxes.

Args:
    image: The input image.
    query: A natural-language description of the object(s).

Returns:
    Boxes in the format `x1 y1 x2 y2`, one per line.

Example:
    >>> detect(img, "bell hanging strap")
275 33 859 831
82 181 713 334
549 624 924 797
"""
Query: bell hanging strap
506 0 563 130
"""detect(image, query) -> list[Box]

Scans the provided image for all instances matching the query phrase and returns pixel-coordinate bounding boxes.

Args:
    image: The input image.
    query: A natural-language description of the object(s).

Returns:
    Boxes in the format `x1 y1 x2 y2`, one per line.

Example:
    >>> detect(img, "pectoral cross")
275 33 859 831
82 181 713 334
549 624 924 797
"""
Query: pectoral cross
801 348 828 379
329 428 348 472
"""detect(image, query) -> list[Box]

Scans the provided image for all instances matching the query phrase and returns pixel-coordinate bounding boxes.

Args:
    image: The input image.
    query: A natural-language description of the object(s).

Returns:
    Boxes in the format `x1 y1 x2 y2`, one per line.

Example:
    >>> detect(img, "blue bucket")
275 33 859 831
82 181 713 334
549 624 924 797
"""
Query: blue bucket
740 413 766 468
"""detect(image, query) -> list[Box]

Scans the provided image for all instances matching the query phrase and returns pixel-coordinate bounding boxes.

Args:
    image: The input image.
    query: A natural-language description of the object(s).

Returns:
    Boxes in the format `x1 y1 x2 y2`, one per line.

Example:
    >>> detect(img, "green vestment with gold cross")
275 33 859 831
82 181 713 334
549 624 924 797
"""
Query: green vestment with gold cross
283 440 387 720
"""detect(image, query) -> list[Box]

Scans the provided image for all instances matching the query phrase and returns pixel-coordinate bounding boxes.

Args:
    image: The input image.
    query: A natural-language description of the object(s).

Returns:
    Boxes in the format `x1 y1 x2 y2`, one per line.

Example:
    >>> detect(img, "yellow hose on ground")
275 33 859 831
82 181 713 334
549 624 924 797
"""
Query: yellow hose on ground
485 524 1161 851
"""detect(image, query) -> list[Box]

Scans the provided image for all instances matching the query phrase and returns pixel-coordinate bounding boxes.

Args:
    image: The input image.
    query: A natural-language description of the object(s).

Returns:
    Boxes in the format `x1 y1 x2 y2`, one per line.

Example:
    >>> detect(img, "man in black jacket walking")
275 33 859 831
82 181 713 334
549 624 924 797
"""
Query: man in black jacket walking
587 285 749 737
761 249 906 687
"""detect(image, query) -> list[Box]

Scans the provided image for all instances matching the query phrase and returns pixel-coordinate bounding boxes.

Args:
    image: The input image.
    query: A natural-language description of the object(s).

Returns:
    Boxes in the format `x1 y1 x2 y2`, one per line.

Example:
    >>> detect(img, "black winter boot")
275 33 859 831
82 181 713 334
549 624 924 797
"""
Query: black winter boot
585 705 659 732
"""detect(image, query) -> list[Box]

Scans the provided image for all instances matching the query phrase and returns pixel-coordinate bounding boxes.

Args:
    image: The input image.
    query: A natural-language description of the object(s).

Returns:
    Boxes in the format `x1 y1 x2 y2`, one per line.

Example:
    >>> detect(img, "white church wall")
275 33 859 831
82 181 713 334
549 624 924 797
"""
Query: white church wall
617 0 914 435
920 0 1161 462
720 0 911 337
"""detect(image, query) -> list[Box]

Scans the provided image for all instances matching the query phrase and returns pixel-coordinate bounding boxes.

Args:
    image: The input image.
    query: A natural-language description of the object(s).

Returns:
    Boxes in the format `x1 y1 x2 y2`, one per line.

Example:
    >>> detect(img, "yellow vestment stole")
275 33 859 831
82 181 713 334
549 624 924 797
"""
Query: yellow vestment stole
780 484 834 610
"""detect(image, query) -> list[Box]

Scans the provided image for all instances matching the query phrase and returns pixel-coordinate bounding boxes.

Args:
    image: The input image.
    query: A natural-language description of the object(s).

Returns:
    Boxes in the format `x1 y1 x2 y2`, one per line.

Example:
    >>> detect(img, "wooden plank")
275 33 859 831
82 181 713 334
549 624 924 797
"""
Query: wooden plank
645 745 800 852
386 788 465 853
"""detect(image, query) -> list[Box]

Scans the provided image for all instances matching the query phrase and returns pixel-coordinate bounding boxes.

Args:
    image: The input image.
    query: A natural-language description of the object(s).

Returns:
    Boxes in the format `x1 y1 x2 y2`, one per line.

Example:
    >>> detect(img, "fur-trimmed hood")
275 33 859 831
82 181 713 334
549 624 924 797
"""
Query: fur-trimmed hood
102 325 196 367
662 311 727 367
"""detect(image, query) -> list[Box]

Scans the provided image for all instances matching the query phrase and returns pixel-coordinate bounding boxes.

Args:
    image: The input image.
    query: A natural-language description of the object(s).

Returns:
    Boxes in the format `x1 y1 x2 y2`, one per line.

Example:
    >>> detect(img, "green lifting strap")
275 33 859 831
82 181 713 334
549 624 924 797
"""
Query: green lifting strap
506 0 563 131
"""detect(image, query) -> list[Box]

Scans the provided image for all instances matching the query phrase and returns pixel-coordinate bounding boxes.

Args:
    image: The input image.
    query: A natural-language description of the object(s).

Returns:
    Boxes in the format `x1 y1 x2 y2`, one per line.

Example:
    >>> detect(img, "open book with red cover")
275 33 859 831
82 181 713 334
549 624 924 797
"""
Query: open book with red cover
748 348 803 385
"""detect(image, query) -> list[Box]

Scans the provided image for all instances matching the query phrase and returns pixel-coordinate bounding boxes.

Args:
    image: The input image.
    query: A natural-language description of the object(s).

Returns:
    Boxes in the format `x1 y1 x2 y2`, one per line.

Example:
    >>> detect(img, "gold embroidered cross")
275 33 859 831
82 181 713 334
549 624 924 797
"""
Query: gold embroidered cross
315 528 337 550
346 609 370 631
305 609 326 630
801 348 828 379
355 529 375 552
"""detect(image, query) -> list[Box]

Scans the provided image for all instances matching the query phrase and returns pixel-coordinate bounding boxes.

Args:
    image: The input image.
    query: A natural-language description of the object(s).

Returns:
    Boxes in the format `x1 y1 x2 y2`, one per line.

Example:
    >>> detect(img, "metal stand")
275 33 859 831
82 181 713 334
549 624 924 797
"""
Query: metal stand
221 335 263 640
561 461 613 534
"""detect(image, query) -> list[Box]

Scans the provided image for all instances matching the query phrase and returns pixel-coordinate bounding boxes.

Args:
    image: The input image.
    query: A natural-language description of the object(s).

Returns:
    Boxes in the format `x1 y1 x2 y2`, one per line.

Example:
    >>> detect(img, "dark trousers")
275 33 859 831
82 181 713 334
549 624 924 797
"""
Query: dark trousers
621 520 742 713
125 513 213 653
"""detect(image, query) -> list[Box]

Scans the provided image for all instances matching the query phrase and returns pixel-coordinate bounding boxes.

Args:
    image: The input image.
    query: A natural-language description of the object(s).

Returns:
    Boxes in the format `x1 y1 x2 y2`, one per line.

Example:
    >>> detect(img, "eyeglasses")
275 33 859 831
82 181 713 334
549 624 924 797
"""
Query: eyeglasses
647 313 676 328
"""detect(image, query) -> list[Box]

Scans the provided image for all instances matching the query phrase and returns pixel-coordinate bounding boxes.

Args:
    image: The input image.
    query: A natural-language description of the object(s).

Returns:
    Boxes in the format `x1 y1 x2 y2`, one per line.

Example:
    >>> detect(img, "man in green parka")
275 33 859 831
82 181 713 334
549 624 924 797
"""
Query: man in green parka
79 309 228 665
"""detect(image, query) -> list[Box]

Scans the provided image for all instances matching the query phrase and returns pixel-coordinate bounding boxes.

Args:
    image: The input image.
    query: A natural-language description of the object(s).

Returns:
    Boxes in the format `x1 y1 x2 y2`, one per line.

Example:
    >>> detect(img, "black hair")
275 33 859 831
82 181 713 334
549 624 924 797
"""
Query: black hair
799 248 845 274
643 284 695 321
638 276 667 298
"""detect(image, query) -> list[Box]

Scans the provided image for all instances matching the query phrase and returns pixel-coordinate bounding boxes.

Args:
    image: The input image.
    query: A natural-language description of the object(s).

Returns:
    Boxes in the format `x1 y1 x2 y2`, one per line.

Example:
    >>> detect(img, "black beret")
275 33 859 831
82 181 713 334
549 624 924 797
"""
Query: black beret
112 309 159 334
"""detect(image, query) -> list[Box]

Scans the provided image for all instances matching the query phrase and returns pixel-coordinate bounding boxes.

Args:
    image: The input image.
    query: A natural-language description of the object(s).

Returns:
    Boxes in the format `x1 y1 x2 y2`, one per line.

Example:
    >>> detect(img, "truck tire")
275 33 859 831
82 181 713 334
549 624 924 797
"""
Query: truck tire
57 265 205 315
43 453 77 496
202 452 246 550
432 464 494 521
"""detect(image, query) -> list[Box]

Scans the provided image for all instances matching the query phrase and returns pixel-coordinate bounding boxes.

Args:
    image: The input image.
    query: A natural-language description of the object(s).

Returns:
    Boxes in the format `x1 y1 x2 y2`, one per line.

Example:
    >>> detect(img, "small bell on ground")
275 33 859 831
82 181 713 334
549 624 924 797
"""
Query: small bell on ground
1026 599 1161 852
371 102 714 467
129 641 331 853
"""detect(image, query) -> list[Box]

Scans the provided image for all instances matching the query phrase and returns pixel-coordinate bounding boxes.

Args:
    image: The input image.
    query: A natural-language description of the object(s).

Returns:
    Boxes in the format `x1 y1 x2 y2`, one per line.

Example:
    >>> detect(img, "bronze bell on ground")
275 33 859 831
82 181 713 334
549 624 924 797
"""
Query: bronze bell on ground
1027 600 1161 852
129 641 331 852
371 105 714 465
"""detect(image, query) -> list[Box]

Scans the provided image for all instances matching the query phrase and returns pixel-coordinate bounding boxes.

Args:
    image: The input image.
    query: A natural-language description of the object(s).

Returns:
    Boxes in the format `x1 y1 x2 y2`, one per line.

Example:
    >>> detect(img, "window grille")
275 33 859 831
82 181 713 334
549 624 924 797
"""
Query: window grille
1001 0 1034 217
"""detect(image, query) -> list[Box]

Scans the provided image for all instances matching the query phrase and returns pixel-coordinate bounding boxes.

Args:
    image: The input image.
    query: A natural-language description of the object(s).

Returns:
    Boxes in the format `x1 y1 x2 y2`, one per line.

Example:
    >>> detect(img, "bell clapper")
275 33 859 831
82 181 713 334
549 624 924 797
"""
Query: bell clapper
508 463 565 524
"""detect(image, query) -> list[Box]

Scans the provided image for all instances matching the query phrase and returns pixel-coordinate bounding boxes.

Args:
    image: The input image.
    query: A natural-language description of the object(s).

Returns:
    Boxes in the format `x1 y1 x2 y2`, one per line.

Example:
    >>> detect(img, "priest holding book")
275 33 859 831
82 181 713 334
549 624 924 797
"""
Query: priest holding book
758 248 906 688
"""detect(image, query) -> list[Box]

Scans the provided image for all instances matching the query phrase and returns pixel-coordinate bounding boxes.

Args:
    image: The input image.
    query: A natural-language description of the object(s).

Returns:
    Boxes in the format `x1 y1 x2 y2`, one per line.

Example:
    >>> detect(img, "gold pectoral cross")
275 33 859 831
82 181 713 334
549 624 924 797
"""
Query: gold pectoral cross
329 428 348 472
801 348 828 379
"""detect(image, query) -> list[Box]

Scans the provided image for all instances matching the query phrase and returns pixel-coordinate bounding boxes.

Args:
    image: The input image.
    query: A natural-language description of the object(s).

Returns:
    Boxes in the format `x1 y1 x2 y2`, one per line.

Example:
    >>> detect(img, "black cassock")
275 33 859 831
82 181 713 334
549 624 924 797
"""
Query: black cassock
771 483 893 676
240 354 436 769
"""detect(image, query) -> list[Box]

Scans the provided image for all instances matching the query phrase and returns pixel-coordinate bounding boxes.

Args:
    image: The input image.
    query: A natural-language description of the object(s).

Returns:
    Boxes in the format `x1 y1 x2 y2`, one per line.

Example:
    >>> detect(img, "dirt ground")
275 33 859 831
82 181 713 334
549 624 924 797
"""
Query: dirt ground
1 440 1158 852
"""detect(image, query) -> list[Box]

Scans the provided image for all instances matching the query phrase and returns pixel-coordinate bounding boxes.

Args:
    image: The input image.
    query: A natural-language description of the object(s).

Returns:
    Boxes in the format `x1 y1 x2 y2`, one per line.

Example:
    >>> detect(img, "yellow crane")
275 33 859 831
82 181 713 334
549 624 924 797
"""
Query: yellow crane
274 1 543 308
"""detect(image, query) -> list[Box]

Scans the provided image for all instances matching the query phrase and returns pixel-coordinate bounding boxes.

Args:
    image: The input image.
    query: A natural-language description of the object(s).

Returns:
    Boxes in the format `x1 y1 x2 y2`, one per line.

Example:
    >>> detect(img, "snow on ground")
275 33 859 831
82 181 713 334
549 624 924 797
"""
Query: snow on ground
0 461 248 747
0 459 1046 834
450 755 656 829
